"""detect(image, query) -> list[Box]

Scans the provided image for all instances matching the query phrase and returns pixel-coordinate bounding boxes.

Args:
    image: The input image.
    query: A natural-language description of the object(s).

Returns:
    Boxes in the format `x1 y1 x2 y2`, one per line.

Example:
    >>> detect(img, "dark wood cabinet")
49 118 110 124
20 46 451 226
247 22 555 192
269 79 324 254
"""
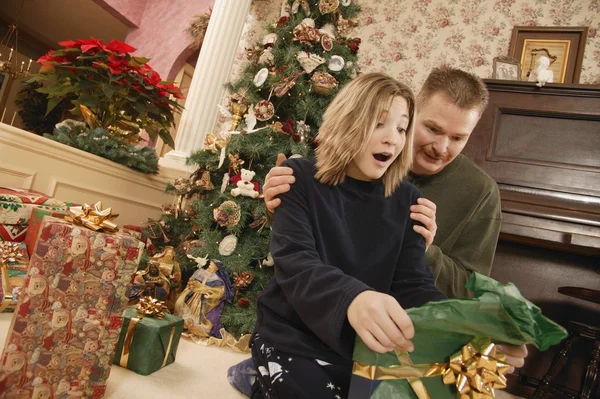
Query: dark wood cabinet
463 80 600 256
462 80 600 396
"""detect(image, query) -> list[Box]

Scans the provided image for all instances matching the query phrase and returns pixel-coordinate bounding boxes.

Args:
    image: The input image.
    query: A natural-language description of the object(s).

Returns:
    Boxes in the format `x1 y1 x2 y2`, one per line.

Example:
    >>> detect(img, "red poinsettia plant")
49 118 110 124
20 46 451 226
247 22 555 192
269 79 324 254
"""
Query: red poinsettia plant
30 38 184 147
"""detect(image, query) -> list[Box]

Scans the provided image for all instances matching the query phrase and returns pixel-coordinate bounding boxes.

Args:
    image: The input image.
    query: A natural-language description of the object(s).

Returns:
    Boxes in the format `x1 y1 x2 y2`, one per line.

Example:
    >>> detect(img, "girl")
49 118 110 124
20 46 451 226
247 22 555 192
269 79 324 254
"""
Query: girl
251 73 446 399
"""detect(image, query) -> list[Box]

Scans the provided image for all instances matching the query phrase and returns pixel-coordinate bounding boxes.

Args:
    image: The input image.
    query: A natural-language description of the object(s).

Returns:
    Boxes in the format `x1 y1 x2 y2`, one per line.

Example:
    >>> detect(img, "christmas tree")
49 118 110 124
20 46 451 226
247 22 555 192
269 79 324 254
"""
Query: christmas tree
148 0 362 339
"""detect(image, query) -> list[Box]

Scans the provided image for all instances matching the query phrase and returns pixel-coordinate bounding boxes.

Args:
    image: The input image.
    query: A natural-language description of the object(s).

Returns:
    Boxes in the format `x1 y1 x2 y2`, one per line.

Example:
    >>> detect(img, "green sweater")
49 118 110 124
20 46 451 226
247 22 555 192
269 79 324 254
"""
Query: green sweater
408 154 502 299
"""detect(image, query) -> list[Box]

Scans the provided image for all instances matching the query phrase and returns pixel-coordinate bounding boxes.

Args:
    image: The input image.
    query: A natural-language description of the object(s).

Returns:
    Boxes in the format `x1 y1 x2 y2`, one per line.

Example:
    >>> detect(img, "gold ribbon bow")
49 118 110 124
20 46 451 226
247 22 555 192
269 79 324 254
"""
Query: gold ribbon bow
136 296 169 319
352 337 510 399
66 202 119 232
203 133 230 153
0 242 24 265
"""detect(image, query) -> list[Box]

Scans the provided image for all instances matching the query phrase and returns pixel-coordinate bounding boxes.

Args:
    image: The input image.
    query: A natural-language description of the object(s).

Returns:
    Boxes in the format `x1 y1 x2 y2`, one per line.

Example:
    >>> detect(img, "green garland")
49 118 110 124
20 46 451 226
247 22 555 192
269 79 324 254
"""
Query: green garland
47 120 159 174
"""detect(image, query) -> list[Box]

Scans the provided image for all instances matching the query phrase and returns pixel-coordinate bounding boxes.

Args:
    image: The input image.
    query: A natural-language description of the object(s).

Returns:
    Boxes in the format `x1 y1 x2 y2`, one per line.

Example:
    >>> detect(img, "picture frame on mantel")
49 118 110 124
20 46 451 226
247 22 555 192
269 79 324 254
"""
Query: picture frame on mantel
509 26 588 84
492 56 521 81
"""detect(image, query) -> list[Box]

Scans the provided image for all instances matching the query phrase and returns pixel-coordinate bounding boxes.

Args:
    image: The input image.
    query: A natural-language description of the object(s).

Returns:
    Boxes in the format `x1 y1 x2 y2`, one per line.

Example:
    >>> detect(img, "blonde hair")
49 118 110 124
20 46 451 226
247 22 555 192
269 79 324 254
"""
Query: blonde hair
417 65 489 115
315 72 415 197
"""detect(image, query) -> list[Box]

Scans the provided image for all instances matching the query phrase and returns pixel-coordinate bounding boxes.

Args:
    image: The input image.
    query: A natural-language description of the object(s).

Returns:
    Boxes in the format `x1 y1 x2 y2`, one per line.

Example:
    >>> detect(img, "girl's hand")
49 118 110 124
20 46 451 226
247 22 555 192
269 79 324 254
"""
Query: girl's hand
347 291 414 354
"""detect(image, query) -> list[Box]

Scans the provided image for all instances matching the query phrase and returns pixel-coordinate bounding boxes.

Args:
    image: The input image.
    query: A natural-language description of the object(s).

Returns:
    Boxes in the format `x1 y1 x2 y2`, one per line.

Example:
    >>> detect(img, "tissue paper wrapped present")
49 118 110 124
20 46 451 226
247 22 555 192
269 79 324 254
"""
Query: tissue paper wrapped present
349 273 568 399
0 214 144 398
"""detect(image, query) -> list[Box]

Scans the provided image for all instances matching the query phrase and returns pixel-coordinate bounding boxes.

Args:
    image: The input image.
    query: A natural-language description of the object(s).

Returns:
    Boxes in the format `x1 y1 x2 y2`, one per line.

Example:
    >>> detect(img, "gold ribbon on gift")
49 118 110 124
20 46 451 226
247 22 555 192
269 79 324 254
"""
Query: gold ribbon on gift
118 297 177 369
66 202 119 232
185 327 251 353
0 242 25 312
352 337 510 399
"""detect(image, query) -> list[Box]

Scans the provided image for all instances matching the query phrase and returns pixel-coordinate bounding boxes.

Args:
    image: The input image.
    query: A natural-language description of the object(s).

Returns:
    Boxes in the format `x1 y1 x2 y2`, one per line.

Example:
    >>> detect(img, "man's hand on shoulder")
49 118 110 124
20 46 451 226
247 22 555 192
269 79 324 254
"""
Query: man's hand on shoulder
264 153 296 213
410 198 437 250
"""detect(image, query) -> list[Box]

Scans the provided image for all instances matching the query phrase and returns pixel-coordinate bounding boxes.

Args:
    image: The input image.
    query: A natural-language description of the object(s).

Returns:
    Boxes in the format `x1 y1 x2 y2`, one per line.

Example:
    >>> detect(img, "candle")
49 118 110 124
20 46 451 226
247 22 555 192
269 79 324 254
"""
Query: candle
10 111 16 126
0 108 5 123
26 58 32 72
19 61 24 73
8 48 13 62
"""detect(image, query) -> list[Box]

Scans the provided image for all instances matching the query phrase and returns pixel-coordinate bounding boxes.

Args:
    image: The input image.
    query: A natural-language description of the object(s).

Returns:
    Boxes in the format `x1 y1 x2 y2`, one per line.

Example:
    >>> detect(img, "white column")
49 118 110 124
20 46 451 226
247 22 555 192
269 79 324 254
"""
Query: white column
160 0 252 170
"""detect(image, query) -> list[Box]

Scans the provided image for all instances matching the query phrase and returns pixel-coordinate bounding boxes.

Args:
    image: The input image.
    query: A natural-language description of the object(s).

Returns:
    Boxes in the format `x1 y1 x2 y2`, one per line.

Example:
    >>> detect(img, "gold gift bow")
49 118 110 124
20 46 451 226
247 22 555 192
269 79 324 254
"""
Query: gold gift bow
118 297 176 369
0 242 25 311
66 202 119 232
352 337 510 399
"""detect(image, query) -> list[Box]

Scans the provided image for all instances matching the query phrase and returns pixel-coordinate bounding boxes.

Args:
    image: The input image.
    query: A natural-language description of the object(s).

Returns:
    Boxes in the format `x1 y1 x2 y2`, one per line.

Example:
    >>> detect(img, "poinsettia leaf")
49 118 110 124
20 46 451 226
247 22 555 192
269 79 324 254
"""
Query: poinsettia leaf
131 56 150 66
45 96 63 116
158 128 175 149
102 85 118 99
77 92 100 108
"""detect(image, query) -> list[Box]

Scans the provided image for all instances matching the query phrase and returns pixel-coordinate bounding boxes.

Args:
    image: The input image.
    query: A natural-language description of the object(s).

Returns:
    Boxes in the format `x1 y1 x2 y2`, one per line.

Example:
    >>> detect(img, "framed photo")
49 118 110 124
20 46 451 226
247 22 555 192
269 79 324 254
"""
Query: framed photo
509 26 588 84
492 56 521 81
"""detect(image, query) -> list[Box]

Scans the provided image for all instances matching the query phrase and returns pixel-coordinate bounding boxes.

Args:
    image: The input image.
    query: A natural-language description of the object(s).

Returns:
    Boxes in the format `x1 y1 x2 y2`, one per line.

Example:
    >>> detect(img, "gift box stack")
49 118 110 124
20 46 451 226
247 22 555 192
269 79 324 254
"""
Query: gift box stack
0 213 145 398
0 187 68 245
349 273 568 399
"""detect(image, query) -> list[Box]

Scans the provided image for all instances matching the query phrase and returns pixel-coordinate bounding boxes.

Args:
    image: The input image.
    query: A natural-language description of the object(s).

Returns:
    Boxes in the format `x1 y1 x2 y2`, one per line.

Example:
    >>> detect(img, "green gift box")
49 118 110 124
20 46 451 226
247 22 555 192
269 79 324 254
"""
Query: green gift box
349 273 568 399
114 306 184 375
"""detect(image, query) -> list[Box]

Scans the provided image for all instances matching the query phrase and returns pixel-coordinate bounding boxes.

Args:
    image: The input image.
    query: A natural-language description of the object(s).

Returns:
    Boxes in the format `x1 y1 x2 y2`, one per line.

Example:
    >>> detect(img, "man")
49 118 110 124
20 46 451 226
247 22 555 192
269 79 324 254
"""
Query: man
265 65 501 300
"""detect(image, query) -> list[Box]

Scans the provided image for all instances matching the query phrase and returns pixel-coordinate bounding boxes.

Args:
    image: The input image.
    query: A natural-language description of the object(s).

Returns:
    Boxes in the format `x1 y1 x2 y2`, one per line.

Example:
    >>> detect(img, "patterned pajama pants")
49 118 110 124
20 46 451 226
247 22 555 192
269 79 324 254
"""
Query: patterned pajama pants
250 334 352 399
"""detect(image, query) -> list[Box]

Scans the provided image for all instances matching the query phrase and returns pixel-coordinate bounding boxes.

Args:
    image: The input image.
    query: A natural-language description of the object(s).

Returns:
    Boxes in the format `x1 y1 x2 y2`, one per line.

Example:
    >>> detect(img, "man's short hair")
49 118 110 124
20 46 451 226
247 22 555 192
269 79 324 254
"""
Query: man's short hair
315 72 416 197
418 65 489 115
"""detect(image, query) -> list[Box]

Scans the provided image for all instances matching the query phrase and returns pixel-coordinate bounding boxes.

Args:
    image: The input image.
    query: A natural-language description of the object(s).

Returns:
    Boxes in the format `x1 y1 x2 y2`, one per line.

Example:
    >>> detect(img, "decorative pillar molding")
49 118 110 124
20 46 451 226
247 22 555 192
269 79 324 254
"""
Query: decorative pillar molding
160 0 252 170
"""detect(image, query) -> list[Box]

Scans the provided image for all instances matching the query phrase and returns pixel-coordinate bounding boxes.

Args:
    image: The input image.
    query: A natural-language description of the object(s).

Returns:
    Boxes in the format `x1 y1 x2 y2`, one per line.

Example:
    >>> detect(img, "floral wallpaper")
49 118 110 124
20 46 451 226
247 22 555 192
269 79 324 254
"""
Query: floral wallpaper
228 0 599 94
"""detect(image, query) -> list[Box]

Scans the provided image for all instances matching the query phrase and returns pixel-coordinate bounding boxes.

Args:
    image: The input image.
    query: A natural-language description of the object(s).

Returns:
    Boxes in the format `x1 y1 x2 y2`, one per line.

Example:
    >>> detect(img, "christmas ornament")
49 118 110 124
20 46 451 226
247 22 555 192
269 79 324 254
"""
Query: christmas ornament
221 173 230 193
292 23 321 44
233 271 255 291
253 68 269 87
347 37 361 54
230 96 249 131
301 18 316 28
196 170 215 191
276 16 289 27
291 0 300 14
336 14 358 37
296 120 311 141
254 100 275 121
280 0 291 17
187 253 209 268
274 71 305 97
258 47 275 66
231 168 260 199
262 253 274 267
320 23 337 38
296 51 325 74
237 298 250 308
244 105 257 131
218 234 238 256
328 55 345 72
321 35 334 52
203 132 229 153
311 71 338 95
341 0 352 5
228 153 245 175
262 33 278 48
249 215 268 229
319 0 340 14
213 200 242 228
245 45 262 64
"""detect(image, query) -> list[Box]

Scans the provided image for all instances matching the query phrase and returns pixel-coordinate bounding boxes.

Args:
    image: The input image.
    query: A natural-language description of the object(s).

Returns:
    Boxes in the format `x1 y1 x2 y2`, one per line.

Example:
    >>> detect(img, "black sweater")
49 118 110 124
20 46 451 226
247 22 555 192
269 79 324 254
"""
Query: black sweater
255 158 445 365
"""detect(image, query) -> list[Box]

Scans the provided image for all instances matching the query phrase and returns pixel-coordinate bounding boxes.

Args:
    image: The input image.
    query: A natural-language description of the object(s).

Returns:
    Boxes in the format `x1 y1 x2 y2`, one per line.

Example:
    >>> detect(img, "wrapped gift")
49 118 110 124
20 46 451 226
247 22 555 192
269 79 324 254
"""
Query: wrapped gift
0 187 68 244
113 297 184 375
23 207 70 256
0 210 145 398
0 242 29 312
349 273 568 399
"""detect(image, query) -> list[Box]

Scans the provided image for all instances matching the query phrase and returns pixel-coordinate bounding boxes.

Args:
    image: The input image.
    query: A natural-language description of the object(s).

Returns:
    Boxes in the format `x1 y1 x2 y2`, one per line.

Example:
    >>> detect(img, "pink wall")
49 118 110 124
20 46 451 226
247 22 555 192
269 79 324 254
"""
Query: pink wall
96 0 213 81
93 0 146 28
